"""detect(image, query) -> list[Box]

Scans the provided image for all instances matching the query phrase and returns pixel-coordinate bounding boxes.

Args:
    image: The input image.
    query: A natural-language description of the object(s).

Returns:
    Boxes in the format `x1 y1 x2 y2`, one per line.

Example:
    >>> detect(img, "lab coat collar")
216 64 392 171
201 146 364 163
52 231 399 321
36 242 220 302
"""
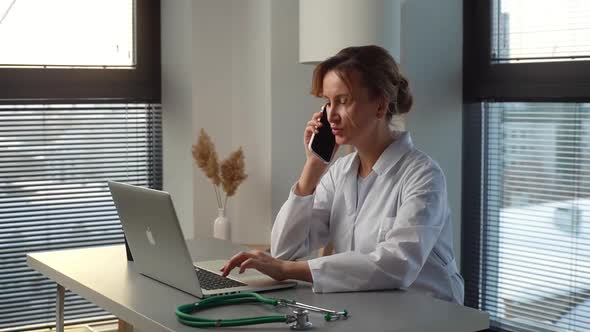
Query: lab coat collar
373 131 414 175
341 132 413 219
342 131 414 176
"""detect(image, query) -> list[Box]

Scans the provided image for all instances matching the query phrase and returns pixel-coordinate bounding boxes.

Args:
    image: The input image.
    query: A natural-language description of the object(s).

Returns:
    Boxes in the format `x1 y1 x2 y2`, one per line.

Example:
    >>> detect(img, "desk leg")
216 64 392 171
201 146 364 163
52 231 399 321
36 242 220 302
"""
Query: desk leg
118 320 135 332
56 284 65 332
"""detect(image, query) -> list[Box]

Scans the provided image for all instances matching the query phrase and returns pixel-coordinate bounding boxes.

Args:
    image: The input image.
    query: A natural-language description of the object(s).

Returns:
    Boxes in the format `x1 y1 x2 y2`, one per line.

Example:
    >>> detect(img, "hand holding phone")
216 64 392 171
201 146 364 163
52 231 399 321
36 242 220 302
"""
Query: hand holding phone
308 104 336 164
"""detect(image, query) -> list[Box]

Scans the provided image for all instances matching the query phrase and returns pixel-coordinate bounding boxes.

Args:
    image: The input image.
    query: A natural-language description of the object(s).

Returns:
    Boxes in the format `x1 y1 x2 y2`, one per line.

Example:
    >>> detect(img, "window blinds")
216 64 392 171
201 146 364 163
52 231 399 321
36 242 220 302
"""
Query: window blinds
491 0 590 63
0 103 162 330
479 102 590 332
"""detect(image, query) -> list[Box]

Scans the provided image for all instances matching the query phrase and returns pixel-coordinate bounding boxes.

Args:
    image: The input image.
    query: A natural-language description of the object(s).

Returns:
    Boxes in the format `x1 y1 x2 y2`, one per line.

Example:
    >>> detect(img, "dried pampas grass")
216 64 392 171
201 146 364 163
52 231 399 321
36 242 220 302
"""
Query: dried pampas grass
191 128 247 209
220 147 247 208
192 129 221 185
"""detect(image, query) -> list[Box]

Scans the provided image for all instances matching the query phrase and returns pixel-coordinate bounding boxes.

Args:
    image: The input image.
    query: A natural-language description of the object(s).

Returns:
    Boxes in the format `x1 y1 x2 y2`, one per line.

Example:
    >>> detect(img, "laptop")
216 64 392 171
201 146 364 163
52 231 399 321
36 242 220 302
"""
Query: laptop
107 181 296 298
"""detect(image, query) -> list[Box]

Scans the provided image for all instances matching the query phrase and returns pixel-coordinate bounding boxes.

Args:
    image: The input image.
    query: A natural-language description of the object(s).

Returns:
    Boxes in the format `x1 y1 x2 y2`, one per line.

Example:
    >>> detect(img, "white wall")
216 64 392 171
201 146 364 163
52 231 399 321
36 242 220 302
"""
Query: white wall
190 1 234 240
161 0 194 238
270 1 318 220
162 0 272 244
227 0 273 244
402 0 463 266
162 0 463 263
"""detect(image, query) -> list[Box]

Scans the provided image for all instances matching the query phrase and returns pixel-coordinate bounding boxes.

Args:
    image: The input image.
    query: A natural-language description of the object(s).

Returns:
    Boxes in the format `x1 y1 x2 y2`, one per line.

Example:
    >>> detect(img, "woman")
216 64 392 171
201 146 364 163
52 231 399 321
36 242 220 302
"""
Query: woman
221 45 464 304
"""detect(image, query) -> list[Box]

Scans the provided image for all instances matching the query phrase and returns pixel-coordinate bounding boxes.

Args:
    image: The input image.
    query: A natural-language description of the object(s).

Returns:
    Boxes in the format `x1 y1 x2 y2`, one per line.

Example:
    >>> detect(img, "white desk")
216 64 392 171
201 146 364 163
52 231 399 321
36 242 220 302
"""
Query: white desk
27 238 489 332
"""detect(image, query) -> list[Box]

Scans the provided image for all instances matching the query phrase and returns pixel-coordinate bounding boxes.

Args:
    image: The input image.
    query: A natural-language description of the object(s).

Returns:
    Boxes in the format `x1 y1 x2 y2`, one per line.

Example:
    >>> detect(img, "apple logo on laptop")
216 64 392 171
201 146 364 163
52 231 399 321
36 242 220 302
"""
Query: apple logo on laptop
145 226 156 246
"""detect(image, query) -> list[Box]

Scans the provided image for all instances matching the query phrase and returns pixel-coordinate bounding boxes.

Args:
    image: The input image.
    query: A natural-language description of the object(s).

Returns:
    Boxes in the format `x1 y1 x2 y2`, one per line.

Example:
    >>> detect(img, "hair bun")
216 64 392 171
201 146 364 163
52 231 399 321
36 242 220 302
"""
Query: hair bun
399 78 409 90
396 78 413 114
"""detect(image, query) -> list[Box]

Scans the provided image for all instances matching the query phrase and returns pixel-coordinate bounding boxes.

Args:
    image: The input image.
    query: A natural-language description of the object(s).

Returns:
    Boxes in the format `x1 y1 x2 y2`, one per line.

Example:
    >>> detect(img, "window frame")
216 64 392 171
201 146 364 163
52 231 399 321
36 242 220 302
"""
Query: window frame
463 0 590 103
0 0 160 102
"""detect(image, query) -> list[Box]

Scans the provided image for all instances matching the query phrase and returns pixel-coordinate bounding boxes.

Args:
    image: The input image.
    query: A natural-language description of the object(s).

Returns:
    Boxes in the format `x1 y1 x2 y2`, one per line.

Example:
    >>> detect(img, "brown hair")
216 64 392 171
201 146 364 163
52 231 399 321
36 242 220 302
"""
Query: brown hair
310 45 413 118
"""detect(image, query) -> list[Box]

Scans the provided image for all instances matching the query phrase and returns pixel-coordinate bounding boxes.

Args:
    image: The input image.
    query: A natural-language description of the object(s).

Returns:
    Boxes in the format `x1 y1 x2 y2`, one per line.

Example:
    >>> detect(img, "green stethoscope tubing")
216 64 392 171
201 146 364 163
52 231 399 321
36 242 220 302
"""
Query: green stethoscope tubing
175 292 288 328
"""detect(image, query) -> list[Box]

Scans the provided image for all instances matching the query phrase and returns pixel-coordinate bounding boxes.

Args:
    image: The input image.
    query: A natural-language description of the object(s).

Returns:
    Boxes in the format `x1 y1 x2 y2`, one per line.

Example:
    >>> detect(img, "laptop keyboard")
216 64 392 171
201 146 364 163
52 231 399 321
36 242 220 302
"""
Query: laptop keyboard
195 268 246 290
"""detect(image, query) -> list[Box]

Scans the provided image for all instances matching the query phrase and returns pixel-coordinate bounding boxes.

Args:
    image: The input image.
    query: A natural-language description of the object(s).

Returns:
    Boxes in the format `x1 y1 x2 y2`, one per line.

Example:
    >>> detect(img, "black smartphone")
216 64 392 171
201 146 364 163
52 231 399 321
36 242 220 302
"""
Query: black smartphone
308 104 336 164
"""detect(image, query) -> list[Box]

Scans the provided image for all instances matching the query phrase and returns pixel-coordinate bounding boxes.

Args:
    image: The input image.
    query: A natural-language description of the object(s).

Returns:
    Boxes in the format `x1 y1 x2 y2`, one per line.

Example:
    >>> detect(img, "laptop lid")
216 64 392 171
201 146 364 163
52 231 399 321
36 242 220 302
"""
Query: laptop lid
108 180 205 297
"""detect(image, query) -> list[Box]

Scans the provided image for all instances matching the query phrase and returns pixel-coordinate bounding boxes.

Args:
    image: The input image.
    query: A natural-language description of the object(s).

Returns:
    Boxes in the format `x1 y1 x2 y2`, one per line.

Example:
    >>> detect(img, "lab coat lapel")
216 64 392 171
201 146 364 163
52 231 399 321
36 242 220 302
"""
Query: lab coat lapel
341 156 358 251
341 153 359 216
343 171 357 216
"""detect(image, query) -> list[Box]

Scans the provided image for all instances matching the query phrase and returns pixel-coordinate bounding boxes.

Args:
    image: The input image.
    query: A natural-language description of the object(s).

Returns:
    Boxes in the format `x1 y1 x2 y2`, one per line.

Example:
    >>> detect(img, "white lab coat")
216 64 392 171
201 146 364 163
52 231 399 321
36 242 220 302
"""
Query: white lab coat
271 132 464 304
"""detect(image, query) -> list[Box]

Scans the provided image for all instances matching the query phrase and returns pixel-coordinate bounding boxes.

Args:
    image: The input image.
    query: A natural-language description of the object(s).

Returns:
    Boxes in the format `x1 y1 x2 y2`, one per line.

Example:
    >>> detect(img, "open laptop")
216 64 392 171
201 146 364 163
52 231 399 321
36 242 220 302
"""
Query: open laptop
107 181 296 298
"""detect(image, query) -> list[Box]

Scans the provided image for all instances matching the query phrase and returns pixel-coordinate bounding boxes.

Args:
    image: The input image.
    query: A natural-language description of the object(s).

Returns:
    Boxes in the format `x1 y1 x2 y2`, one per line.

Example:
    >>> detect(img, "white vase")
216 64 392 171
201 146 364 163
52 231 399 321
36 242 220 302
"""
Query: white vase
213 208 231 240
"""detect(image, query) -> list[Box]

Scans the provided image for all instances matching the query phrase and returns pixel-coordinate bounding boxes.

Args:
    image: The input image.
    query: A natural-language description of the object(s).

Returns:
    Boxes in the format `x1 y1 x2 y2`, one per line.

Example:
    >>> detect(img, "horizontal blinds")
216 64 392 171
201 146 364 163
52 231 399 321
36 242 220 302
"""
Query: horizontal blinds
492 0 590 63
0 103 162 330
482 102 590 332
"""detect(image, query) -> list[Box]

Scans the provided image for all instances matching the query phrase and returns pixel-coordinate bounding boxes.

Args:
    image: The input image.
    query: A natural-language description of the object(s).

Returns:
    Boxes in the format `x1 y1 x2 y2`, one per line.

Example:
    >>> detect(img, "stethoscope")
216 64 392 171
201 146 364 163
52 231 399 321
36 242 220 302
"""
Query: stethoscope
176 292 349 330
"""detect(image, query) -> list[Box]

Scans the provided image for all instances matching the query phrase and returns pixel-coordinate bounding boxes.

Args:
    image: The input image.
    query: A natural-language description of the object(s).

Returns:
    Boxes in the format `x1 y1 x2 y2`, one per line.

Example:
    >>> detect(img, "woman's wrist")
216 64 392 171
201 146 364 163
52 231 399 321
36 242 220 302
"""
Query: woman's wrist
296 161 327 196
281 260 313 283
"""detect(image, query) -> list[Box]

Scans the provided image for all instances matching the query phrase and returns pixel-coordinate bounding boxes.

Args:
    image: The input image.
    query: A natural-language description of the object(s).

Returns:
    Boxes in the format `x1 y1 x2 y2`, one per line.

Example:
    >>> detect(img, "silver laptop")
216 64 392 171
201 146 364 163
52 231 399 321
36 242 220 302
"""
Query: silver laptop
107 181 296 298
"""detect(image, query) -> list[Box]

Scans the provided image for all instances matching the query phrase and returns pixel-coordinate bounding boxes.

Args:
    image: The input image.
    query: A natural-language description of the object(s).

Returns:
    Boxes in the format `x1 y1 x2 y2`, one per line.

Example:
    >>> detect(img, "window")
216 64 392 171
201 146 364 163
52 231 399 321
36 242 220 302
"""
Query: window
491 0 590 63
464 1 590 331
0 1 160 330
0 0 160 100
0 0 134 67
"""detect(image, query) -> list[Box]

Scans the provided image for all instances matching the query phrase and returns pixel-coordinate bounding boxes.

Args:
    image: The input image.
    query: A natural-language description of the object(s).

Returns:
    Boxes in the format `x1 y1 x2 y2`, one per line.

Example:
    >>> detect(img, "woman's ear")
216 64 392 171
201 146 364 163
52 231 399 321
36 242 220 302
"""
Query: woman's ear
376 96 390 119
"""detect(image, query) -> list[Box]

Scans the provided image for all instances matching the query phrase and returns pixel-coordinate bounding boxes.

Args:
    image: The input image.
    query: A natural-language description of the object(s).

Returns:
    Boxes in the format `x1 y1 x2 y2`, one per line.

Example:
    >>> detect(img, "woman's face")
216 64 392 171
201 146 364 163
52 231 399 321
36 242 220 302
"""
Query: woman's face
322 70 383 146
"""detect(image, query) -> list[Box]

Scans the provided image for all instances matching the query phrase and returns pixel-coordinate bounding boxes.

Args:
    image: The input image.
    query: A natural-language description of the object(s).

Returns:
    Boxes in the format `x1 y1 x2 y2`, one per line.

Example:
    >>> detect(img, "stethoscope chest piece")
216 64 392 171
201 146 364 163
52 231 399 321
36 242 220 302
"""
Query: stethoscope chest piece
289 309 313 330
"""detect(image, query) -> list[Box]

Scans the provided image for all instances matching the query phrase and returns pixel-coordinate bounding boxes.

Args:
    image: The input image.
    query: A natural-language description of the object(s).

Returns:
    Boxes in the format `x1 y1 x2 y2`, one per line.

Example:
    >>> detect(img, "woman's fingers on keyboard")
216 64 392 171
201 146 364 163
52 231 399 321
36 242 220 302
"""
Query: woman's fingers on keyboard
221 251 255 276
239 258 256 274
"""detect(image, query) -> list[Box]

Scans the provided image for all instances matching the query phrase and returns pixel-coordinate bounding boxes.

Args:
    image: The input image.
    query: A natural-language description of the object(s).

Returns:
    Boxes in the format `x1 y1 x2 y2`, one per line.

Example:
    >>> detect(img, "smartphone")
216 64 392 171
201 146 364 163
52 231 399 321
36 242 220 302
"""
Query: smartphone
308 104 336 164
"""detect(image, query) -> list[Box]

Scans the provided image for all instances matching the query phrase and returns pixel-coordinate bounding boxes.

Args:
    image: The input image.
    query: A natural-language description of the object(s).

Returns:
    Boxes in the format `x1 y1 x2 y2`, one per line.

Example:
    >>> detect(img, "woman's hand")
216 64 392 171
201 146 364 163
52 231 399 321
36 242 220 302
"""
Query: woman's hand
220 250 313 282
220 250 288 281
